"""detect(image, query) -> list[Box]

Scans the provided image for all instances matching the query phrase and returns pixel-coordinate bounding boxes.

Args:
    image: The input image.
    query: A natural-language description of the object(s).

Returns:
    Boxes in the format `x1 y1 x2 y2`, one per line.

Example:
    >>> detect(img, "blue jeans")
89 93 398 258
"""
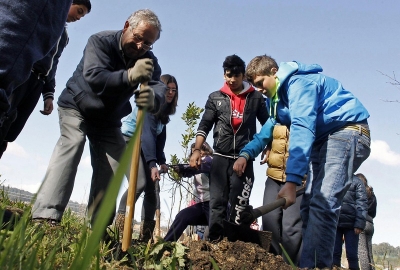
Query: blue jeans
333 227 360 269
299 128 370 269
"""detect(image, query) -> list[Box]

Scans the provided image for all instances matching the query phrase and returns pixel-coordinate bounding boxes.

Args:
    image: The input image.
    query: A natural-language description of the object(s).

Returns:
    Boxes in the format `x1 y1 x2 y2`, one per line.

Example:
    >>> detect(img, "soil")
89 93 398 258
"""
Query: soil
185 238 348 270
185 238 293 270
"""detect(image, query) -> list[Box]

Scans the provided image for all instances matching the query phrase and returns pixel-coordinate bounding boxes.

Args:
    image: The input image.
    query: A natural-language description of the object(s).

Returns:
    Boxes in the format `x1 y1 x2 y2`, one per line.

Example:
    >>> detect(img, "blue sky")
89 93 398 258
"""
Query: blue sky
1 0 400 247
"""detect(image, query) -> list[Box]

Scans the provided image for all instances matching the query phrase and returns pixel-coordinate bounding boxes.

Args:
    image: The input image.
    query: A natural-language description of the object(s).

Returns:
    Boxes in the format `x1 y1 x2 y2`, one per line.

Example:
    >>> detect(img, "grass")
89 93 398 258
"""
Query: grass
0 111 190 269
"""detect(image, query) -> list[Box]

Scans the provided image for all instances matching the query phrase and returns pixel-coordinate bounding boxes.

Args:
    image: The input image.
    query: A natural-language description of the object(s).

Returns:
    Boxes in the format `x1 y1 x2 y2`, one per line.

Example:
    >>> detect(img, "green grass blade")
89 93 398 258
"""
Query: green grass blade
70 109 146 270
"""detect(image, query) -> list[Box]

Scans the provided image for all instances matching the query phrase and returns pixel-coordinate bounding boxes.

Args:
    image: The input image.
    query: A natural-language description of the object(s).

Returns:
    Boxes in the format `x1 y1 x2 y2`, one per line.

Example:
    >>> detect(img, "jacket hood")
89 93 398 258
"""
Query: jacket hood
220 81 254 96
276 61 323 89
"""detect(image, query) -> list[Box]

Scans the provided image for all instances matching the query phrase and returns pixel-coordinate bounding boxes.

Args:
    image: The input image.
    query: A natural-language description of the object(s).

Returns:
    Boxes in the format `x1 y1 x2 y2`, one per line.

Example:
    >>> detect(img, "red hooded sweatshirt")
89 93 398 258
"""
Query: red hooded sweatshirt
220 81 255 133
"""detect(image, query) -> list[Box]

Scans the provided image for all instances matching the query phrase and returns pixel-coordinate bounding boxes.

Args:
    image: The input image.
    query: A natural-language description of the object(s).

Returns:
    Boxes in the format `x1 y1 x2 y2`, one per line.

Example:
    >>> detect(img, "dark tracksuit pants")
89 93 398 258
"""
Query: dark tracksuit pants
208 155 254 241
164 201 209 242
0 73 44 157
0 0 71 116
262 178 303 265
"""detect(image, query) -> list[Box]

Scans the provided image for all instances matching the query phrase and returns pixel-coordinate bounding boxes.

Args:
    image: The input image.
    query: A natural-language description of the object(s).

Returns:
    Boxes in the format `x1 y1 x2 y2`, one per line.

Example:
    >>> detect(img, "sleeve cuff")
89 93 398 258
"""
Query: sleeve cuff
239 152 250 161
148 160 157 169
285 173 304 186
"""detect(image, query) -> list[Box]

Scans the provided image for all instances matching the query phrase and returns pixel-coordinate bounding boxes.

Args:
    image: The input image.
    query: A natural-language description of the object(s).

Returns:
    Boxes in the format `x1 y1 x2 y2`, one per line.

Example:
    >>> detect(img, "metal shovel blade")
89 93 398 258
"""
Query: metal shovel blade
223 186 305 249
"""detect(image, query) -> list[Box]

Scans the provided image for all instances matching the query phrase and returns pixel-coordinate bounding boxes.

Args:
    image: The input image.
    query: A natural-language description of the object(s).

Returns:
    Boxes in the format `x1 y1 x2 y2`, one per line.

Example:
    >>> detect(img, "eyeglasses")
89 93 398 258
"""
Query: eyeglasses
131 28 153 51
166 87 177 92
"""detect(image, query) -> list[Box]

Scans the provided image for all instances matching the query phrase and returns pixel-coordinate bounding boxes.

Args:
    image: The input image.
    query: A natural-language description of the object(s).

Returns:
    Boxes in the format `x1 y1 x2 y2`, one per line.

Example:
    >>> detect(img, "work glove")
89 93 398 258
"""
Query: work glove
134 85 154 110
127 59 154 86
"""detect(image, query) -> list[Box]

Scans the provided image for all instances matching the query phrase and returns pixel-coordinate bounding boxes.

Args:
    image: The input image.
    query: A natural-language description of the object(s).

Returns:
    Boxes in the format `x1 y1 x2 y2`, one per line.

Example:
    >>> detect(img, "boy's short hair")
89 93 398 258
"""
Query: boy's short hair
73 0 92 12
223 54 245 75
245 55 279 84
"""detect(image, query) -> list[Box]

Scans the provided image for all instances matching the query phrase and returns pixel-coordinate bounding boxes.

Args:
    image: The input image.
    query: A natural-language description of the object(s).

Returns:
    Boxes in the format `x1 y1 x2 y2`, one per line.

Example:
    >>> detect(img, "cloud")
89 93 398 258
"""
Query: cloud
6 142 28 158
79 155 91 168
369 140 400 166
17 182 41 194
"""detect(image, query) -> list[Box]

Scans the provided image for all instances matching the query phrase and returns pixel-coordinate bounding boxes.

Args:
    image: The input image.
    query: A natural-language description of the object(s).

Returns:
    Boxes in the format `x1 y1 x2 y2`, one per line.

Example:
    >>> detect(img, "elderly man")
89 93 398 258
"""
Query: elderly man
31 9 166 226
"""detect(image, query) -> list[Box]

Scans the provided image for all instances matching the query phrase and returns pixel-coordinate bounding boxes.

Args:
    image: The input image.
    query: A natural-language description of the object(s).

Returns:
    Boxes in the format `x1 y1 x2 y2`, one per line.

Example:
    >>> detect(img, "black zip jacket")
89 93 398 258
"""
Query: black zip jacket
196 89 268 158
58 30 165 128
337 175 368 229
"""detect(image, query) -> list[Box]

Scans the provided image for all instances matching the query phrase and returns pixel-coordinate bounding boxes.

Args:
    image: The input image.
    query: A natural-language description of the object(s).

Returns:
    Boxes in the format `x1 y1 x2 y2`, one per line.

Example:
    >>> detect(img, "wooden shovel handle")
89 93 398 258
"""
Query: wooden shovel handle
154 179 161 241
122 82 147 251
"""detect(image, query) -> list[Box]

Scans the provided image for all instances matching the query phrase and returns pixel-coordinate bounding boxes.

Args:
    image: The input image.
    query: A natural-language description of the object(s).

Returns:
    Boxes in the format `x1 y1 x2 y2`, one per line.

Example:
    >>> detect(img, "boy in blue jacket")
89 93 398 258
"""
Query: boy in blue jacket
233 55 371 269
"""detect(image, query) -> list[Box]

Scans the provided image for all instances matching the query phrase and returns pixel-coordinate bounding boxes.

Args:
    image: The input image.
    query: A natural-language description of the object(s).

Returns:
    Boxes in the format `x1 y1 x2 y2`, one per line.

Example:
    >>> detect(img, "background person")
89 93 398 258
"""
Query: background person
0 0 92 158
31 9 165 227
115 74 178 242
164 142 213 242
357 173 377 270
333 174 368 270
233 55 371 269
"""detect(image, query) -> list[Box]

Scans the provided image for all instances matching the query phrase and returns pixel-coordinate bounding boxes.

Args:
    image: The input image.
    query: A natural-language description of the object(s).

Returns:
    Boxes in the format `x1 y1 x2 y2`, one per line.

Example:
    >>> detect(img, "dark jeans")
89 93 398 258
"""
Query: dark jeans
0 0 71 115
0 73 43 158
164 201 209 242
117 150 156 221
208 155 254 241
0 0 72 96
333 227 360 270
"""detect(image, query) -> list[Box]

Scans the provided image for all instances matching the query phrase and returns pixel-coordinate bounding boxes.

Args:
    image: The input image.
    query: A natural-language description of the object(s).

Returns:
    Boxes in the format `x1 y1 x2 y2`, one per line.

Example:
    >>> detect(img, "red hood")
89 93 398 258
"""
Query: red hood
220 81 255 96
220 81 255 133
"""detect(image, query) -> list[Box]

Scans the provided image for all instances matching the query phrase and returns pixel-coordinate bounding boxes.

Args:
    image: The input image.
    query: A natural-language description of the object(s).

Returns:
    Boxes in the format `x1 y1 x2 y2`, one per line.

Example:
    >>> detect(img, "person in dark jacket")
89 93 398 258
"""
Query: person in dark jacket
333 174 368 270
0 0 92 158
114 74 178 242
357 173 377 270
0 0 72 129
31 9 166 226
189 54 269 241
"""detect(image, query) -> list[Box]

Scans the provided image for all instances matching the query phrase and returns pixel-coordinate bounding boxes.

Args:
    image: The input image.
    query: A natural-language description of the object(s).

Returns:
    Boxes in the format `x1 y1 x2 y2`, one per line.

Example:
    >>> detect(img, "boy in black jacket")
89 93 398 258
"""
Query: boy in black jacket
190 54 269 241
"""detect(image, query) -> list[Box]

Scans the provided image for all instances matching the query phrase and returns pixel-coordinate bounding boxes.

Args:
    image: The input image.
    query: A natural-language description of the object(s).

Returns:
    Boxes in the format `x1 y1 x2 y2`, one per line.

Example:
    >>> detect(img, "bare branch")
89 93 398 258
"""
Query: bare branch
377 70 400 89
379 99 400 103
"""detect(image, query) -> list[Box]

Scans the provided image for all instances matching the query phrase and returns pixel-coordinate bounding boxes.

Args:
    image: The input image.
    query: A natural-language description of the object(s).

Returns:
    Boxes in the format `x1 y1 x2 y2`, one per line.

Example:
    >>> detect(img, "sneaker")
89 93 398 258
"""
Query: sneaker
32 218 61 228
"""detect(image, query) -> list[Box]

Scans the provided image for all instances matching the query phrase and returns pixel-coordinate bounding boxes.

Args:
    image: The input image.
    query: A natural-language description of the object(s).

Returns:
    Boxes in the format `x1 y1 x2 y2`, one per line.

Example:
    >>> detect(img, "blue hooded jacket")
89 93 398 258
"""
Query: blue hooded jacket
240 61 370 185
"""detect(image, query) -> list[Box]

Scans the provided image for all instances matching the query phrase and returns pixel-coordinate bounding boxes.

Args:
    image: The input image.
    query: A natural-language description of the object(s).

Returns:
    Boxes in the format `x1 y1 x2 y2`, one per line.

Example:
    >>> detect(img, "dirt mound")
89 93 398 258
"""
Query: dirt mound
186 238 293 270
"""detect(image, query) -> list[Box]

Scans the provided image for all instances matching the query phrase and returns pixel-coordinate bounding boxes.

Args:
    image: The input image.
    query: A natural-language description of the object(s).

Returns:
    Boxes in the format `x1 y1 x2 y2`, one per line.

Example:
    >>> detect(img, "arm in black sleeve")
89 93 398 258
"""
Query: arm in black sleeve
156 125 166 165
140 113 159 169
148 80 166 114
257 93 269 125
82 32 163 97
196 94 217 139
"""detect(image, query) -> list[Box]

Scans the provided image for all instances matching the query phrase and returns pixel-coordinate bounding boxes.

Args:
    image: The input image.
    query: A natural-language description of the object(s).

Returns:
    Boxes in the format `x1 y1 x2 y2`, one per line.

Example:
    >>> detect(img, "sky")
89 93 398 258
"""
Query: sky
1 0 400 247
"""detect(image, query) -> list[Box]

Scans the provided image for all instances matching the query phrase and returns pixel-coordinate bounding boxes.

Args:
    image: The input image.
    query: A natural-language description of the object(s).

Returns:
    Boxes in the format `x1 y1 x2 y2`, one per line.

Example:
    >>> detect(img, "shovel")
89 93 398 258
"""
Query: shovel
122 82 147 252
153 168 165 243
223 186 305 250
